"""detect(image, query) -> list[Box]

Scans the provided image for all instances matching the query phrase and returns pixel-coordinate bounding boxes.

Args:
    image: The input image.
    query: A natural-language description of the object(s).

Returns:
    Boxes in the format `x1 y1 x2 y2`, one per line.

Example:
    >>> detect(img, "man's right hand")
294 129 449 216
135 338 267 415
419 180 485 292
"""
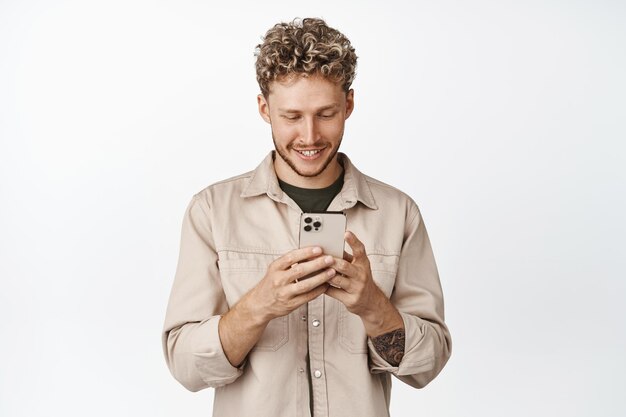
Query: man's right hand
218 246 335 367
244 246 336 322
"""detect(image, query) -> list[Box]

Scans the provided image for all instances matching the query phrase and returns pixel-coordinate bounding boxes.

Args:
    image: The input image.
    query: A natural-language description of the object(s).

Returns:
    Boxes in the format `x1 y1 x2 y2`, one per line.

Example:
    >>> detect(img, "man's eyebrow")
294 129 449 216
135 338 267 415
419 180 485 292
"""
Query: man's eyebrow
278 104 339 113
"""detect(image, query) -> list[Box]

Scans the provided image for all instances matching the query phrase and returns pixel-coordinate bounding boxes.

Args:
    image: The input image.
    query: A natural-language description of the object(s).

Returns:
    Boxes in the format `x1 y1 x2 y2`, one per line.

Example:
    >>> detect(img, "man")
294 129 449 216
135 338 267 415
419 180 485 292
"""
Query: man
162 17 452 417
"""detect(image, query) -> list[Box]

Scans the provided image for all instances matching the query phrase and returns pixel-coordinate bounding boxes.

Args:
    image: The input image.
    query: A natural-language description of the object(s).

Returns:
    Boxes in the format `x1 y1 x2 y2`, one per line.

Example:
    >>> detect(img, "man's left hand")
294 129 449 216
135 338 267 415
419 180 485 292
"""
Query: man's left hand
325 231 404 337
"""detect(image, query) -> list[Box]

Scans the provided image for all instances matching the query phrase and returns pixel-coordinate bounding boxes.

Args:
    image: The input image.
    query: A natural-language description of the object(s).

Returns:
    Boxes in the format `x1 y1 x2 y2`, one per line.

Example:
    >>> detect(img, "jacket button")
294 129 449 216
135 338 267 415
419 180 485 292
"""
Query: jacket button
314 370 322 378
312 319 321 327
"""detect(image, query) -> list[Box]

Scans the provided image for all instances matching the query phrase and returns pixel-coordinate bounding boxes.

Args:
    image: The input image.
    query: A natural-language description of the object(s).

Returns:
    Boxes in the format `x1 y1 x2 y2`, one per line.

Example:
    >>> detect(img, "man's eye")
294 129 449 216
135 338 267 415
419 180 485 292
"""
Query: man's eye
283 115 300 121
320 113 336 119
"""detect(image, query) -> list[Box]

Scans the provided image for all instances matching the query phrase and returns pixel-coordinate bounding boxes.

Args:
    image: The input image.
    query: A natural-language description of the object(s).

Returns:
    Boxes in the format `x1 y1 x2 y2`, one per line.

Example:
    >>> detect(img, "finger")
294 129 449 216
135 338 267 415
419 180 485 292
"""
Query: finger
289 268 336 295
330 257 357 278
287 255 335 283
273 246 323 271
345 231 367 259
328 274 352 292
343 250 354 263
289 282 329 308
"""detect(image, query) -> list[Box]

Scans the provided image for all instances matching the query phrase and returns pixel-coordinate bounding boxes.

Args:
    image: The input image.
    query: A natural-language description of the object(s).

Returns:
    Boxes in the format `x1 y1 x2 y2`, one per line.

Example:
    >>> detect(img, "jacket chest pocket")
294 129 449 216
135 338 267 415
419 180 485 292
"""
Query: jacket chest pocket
217 258 289 351
339 262 398 354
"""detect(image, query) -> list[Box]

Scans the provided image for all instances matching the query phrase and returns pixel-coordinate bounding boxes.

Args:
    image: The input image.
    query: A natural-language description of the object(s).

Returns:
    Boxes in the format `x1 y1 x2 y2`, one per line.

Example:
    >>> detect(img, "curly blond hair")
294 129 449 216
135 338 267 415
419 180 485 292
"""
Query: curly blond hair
254 17 358 98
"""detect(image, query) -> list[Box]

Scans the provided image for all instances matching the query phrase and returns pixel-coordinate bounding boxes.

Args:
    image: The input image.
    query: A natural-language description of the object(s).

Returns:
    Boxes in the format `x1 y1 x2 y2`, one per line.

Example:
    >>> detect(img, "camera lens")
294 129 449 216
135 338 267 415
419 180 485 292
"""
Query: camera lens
304 225 312 232
304 217 312 224
313 221 321 228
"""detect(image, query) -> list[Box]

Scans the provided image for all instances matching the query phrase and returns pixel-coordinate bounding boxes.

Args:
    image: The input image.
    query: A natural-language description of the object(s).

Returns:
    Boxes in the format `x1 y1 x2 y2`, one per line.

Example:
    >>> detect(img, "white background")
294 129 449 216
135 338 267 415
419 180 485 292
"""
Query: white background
1 1 625 416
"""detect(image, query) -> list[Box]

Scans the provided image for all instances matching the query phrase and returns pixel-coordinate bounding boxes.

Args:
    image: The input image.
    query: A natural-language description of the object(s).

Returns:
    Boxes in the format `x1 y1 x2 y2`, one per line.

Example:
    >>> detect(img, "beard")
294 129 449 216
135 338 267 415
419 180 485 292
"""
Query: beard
272 130 343 178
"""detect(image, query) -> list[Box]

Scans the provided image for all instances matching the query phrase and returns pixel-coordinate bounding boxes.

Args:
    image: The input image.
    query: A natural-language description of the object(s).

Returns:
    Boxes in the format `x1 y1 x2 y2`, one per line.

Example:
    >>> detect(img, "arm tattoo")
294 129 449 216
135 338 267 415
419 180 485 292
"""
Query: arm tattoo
372 328 405 366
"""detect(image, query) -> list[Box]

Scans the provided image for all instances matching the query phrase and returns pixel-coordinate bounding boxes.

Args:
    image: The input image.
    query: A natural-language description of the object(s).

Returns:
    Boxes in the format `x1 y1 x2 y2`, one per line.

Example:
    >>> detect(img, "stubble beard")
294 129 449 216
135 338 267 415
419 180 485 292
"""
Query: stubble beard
272 130 343 178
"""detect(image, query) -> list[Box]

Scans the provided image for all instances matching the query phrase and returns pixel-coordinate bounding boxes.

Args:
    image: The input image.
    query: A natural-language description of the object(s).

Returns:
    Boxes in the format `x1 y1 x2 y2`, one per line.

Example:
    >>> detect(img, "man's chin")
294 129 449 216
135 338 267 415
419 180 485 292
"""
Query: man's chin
294 168 326 178
287 161 328 178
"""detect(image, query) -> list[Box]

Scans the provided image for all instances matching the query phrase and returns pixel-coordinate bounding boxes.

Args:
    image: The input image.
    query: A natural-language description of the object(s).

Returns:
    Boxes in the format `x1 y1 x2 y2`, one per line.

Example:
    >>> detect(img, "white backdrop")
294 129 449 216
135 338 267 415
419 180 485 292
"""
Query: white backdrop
1 1 625 416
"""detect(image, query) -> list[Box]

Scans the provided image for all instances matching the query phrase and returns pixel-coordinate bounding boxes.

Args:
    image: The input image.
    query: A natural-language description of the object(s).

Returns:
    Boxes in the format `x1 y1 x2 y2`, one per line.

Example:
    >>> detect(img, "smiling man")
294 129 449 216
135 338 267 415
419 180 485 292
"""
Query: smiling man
162 17 452 417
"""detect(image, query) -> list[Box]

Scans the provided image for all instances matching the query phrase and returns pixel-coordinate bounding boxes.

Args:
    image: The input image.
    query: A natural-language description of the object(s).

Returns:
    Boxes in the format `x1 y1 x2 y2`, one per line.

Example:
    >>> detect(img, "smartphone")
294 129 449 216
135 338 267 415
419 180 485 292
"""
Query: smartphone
296 211 346 282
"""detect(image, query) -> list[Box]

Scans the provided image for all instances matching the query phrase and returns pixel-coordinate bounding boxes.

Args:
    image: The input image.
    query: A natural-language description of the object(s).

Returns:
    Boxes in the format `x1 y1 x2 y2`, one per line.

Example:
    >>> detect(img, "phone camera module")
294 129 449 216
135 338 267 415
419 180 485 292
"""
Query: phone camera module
304 225 312 232
304 217 313 224
313 221 322 228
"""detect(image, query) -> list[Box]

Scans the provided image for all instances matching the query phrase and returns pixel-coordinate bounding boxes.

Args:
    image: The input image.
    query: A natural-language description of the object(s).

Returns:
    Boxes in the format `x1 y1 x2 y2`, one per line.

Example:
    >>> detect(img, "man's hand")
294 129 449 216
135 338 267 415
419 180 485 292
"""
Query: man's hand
325 231 406 366
219 246 335 367
245 246 337 322
325 231 404 337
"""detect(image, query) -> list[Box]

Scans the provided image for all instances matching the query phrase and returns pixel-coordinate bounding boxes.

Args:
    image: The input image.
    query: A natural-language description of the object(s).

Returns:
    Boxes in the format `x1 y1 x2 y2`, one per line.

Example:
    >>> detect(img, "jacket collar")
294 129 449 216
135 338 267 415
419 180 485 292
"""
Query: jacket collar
241 151 378 210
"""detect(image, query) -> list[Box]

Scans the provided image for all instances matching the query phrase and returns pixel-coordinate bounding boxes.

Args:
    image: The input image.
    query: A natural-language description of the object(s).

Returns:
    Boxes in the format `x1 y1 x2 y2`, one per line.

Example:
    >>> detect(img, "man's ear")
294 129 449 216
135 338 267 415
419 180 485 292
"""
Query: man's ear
345 89 355 120
257 94 271 124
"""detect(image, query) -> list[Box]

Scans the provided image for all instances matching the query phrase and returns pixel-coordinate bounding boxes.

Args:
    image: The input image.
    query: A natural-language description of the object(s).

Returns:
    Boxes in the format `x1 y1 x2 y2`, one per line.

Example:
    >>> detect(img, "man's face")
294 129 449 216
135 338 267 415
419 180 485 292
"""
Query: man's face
258 74 354 185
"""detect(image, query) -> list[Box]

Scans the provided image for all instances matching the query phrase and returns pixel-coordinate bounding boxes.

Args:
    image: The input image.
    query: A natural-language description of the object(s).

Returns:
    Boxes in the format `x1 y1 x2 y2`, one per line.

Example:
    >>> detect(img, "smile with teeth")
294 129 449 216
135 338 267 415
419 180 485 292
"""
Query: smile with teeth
296 149 323 156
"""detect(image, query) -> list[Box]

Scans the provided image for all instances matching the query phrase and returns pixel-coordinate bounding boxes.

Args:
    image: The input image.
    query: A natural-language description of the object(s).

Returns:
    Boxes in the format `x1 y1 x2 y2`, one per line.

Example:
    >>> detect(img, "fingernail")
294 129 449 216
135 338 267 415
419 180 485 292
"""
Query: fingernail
327 269 336 277
312 247 322 254
324 256 334 264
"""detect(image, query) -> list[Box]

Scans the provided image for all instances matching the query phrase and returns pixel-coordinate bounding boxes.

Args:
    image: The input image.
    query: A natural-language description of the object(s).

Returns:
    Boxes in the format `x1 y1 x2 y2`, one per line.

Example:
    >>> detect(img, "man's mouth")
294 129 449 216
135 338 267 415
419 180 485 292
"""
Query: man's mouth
296 149 322 157
292 147 327 160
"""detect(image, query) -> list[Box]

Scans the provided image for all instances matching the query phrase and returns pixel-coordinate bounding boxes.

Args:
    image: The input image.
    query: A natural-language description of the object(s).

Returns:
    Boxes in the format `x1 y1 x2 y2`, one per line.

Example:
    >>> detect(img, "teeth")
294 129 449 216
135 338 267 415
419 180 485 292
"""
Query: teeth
299 149 320 156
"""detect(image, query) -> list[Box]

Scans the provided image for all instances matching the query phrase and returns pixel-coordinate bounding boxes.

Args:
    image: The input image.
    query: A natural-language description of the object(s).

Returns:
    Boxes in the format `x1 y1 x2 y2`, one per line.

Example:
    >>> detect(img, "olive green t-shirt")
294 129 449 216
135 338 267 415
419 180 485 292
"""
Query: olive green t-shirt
277 171 344 212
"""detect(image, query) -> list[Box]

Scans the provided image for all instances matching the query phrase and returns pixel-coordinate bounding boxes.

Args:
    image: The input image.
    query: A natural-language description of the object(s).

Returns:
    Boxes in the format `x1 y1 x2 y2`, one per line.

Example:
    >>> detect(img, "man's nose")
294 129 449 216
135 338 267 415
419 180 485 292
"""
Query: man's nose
301 118 321 145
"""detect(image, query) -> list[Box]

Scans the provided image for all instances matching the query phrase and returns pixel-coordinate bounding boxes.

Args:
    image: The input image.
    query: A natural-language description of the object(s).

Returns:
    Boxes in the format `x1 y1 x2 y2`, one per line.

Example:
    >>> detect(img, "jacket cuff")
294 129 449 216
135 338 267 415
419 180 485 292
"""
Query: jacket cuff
367 312 435 376
192 316 246 388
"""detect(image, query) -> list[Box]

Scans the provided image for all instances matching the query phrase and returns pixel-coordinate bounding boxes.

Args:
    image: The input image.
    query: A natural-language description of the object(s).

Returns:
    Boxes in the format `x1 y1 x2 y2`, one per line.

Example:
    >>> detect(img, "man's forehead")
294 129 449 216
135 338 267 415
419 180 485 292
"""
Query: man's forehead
265 74 345 105
277 103 340 113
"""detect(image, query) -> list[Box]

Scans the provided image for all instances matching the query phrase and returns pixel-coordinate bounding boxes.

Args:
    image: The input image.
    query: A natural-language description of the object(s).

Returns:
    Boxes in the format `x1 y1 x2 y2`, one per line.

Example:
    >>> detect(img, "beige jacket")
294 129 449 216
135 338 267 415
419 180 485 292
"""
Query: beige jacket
162 151 452 417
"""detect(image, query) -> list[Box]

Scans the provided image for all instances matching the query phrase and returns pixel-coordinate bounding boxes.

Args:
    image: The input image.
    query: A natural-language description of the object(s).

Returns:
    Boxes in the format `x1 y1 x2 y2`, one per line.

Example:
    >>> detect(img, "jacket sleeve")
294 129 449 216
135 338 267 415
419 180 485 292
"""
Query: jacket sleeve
367 203 452 388
161 193 245 392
